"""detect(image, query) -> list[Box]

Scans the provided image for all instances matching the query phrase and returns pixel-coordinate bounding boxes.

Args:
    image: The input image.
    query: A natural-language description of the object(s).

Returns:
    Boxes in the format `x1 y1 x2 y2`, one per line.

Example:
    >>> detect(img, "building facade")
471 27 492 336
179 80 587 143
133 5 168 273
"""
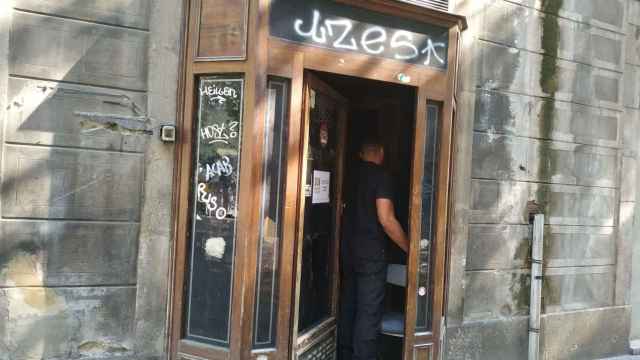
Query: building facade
0 0 639 359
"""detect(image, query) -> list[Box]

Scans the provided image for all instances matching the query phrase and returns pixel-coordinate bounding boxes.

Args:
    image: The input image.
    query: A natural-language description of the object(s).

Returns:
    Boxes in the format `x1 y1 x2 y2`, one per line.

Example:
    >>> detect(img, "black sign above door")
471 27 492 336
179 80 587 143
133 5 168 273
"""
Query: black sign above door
269 0 449 70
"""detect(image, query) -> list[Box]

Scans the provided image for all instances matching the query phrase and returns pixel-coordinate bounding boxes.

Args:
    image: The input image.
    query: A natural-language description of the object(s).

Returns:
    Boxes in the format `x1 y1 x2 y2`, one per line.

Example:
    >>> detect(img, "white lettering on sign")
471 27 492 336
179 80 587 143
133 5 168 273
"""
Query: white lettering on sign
200 121 239 144
200 85 238 105
325 19 358 50
391 31 419 60
292 9 446 66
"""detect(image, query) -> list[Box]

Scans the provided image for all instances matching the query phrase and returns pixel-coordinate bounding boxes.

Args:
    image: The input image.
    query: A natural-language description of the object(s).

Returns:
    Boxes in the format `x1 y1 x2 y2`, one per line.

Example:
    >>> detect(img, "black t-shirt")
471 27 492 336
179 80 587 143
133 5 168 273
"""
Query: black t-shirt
343 161 394 266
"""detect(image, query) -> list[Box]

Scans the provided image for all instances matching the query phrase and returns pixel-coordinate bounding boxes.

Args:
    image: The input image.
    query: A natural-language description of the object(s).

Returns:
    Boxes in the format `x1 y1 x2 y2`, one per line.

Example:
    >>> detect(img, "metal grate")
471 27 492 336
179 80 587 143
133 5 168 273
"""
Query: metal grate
297 332 337 360
398 0 449 12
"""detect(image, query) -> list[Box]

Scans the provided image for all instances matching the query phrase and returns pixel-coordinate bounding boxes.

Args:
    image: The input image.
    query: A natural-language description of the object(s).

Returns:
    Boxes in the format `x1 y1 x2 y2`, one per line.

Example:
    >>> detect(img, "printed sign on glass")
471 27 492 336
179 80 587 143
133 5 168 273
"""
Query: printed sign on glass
270 0 449 69
185 75 244 347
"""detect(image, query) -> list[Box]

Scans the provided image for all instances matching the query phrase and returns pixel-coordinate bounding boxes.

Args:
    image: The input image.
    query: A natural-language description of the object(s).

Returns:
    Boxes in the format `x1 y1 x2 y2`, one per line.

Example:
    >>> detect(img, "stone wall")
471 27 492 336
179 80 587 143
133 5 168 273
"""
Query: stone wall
447 0 639 359
0 1 182 359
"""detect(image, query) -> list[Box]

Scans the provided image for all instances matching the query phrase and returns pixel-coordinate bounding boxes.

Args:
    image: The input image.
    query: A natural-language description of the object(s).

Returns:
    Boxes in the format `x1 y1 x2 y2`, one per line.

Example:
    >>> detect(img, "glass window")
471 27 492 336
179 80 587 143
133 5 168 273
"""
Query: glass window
184 75 244 347
253 78 290 348
415 102 440 332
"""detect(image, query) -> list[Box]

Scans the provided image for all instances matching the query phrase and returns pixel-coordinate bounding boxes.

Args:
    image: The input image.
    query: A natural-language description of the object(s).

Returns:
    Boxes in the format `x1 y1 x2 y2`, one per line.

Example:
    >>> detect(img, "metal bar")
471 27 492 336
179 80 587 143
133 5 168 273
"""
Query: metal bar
528 214 544 360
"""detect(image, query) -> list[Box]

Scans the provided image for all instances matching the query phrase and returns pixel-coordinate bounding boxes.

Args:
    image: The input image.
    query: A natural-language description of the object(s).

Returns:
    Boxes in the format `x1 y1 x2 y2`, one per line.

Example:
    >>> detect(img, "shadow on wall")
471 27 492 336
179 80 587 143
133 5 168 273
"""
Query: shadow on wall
1 0 152 358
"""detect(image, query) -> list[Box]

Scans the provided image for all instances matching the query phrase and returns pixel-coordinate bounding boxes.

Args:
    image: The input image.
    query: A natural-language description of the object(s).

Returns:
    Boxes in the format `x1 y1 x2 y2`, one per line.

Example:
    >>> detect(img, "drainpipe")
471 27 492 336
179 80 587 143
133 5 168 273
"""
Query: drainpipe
528 212 544 360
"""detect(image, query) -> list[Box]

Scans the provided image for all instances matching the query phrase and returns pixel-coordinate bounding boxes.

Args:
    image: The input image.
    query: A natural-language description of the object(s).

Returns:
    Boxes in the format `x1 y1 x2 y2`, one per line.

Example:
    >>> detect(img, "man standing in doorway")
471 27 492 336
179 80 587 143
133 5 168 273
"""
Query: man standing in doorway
338 137 409 360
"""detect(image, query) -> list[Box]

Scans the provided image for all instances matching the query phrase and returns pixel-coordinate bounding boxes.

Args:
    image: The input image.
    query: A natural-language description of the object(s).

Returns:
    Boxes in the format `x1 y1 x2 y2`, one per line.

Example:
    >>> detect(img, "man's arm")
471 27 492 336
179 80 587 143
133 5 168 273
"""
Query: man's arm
376 198 409 252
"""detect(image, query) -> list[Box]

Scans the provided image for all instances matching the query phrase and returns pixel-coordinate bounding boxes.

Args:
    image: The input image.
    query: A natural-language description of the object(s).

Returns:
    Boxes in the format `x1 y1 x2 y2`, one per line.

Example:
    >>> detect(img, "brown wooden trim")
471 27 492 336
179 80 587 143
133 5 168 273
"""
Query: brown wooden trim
334 0 467 30
430 25 460 359
169 0 199 357
331 106 348 316
290 73 312 347
403 83 428 360
192 61 248 74
268 39 448 93
274 50 304 360
239 0 270 357
167 0 192 356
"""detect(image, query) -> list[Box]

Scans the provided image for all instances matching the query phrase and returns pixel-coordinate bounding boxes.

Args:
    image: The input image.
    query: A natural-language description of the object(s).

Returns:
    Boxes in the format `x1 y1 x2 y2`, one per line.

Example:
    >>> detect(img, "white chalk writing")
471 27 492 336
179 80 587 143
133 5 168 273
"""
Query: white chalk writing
197 183 229 220
200 85 238 105
199 156 234 181
201 121 239 144
292 9 446 66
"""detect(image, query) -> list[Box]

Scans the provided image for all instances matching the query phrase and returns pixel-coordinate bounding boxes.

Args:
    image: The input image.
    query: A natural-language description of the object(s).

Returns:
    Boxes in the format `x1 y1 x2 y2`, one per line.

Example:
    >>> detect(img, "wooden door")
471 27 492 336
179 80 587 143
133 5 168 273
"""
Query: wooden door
402 100 445 360
290 72 348 360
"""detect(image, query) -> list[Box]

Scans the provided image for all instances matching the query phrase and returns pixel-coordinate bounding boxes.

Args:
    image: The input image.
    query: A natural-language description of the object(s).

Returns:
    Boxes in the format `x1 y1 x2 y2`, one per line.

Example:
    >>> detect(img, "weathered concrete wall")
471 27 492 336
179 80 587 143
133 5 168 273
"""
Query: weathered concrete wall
447 0 639 358
628 0 640 354
0 0 182 359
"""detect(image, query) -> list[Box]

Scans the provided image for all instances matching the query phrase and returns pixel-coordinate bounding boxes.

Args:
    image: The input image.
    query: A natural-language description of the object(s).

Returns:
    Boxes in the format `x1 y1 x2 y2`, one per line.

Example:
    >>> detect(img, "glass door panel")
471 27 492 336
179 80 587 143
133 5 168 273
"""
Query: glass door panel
292 72 348 359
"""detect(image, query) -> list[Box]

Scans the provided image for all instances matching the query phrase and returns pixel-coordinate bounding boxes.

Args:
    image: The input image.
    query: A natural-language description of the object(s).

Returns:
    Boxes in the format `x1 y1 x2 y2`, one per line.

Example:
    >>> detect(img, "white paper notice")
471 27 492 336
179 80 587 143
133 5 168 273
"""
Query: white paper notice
312 170 330 204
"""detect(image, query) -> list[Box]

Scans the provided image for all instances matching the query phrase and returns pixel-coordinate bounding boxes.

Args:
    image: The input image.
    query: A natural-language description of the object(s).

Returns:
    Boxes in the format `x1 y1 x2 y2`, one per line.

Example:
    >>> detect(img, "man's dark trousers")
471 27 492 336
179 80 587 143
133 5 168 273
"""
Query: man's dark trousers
338 261 386 360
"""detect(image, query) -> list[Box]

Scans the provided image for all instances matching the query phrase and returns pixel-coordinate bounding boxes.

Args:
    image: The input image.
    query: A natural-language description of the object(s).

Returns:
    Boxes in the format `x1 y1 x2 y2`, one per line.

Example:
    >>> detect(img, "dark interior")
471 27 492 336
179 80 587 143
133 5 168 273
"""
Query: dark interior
299 70 416 357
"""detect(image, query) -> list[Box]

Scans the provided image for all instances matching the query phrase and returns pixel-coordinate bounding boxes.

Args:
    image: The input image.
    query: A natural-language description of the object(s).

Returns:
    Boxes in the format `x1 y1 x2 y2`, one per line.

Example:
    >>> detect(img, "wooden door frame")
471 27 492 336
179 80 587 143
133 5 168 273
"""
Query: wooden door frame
168 0 464 359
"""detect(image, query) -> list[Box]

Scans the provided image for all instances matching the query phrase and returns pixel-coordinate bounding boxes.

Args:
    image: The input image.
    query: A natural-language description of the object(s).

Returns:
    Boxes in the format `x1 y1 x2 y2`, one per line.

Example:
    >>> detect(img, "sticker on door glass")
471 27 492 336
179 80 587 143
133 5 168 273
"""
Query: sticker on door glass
312 170 330 204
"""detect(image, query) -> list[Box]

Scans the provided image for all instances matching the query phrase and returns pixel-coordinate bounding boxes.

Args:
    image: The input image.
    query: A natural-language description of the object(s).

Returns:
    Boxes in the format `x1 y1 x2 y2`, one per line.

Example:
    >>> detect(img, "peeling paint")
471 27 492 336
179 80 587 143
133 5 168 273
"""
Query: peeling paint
76 111 153 135
78 340 129 355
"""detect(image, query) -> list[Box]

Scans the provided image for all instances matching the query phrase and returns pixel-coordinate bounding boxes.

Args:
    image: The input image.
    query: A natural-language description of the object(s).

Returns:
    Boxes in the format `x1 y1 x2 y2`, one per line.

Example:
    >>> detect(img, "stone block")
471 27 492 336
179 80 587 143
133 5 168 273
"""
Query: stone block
627 23 640 66
504 0 627 31
544 225 616 267
464 266 615 321
474 89 621 147
445 317 529 360
624 64 640 109
10 12 148 91
477 40 531 95
480 0 539 53
622 156 638 201
540 306 630 359
623 108 640 157
0 286 136 359
480 1 624 71
447 307 630 360
631 0 640 27
0 220 139 287
463 270 531 321
470 179 617 225
477 41 623 109
543 265 615 312
588 28 625 70
1 145 143 221
466 224 616 271
472 133 618 187
616 201 636 305
561 0 627 33
6 77 148 152
13 0 151 29
467 224 530 270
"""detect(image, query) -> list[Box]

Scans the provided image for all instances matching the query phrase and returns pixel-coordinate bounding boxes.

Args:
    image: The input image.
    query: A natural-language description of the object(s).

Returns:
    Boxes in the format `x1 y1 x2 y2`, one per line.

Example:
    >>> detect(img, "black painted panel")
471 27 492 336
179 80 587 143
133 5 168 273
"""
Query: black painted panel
270 0 449 69
184 75 244 347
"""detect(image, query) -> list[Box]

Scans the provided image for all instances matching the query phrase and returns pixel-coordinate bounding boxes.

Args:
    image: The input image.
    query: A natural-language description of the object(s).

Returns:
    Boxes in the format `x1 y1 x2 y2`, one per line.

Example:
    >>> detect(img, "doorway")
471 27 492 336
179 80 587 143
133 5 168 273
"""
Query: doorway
292 70 416 360
170 1 464 359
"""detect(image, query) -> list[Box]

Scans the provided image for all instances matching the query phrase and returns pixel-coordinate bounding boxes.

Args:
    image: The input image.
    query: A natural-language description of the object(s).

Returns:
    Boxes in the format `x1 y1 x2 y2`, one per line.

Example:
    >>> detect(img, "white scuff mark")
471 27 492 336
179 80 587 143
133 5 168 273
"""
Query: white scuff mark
205 237 226 259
